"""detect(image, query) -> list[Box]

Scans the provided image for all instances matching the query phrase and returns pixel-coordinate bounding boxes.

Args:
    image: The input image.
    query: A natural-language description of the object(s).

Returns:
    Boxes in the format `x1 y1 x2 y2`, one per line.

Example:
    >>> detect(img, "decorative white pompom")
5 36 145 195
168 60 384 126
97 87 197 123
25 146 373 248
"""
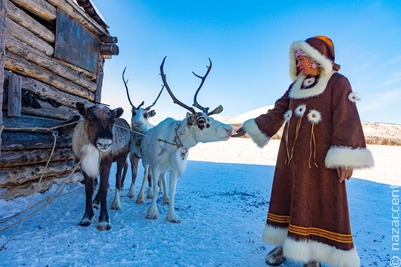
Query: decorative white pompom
307 109 322 124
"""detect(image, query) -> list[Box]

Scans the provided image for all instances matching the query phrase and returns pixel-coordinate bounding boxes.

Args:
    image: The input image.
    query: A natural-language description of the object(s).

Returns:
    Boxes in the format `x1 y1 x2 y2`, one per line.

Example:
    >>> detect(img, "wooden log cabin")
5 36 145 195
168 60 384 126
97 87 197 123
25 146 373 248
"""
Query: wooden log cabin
0 0 119 200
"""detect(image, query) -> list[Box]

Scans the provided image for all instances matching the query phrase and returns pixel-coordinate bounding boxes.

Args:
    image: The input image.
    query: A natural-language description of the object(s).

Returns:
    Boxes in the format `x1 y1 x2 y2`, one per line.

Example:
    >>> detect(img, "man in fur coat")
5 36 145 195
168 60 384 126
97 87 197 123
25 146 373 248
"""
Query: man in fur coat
233 36 374 267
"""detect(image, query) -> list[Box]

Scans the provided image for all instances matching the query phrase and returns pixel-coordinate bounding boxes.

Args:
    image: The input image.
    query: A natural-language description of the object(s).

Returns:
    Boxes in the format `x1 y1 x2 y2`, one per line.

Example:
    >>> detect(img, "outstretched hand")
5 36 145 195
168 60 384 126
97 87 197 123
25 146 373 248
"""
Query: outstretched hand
337 167 353 183
231 127 246 137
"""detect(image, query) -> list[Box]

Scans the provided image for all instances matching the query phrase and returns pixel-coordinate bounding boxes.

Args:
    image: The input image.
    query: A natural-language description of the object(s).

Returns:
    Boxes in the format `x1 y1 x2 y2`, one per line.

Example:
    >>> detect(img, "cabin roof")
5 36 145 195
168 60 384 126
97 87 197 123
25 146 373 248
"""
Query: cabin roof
75 0 108 29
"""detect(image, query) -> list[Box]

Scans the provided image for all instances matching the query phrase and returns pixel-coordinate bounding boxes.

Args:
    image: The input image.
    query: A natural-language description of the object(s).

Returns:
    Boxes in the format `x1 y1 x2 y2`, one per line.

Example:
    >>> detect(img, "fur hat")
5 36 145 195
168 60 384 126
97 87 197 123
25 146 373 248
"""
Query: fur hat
289 36 340 81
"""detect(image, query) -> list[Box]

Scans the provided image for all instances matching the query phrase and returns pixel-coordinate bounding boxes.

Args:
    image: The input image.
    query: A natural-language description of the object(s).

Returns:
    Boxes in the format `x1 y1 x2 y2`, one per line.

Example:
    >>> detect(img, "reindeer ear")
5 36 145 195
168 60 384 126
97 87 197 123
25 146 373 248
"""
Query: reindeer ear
114 107 124 118
148 110 156 117
186 112 196 125
76 102 86 115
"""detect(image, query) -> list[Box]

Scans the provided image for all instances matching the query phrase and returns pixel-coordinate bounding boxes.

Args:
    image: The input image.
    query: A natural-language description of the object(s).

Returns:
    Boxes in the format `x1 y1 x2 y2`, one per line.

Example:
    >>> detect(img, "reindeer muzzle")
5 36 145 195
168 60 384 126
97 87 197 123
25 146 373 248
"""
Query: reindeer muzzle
96 138 113 152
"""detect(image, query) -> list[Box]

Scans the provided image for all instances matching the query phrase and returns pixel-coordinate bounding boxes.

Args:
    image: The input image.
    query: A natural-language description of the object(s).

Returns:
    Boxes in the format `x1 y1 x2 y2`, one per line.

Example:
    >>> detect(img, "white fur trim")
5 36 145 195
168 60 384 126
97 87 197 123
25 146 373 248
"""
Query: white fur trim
262 223 288 245
283 237 360 267
348 92 361 102
290 40 334 81
289 72 334 99
325 146 374 169
80 144 100 177
242 119 270 148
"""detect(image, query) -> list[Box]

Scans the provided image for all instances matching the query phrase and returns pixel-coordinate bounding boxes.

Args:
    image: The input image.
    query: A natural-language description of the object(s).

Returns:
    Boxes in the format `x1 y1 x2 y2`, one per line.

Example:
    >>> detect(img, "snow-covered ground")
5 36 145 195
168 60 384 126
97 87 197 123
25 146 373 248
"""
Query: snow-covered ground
0 138 400 266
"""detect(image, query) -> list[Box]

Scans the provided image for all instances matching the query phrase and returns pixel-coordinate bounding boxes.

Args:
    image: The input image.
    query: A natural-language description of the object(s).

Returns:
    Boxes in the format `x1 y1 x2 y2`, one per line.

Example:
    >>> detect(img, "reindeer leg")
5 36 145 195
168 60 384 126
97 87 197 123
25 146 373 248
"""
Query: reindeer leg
120 160 128 188
111 157 126 210
161 173 169 205
92 184 100 209
166 171 180 223
79 173 95 227
146 169 153 199
146 167 160 220
136 165 149 204
127 155 139 198
97 158 112 231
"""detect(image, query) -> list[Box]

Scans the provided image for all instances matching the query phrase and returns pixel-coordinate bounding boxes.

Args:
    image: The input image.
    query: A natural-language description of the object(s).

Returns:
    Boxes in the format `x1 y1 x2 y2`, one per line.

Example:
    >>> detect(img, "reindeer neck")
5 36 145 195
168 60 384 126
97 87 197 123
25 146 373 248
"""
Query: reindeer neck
175 122 197 149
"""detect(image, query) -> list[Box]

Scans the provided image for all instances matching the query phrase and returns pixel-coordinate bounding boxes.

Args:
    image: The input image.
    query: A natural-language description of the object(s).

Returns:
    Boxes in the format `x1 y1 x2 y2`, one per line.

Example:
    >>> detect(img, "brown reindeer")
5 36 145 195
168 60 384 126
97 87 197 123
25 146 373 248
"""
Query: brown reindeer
72 102 130 230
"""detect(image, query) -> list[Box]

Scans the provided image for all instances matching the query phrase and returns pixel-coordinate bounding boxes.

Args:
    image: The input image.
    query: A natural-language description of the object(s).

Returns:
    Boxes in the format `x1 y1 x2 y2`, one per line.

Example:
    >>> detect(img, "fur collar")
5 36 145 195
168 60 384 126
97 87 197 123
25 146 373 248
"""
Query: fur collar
289 72 335 99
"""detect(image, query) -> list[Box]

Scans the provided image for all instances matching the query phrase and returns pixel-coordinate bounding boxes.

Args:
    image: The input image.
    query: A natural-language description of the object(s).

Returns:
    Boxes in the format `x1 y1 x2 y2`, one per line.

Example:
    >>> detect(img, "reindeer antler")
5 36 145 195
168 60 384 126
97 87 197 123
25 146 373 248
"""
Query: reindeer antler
145 85 165 111
160 57 197 114
192 58 212 114
192 58 223 116
122 67 144 109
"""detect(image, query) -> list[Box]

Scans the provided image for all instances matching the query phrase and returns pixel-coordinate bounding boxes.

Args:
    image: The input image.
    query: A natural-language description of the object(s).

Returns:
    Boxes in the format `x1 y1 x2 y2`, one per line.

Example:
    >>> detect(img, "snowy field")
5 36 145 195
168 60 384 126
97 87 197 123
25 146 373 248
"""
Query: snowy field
0 138 400 267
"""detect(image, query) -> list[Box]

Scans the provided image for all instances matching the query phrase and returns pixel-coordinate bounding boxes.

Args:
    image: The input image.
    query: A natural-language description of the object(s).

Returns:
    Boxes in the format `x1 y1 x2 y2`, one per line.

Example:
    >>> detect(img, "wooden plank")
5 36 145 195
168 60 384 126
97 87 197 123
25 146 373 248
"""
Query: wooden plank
4 51 95 100
95 57 104 103
1 131 72 151
54 8 100 73
100 43 119 57
7 72 21 117
6 0 55 43
0 146 74 168
5 71 93 109
47 0 109 37
0 171 83 200
0 159 77 186
6 17 54 56
2 112 63 129
10 0 56 21
0 0 6 156
58 60 97 80
5 35 97 92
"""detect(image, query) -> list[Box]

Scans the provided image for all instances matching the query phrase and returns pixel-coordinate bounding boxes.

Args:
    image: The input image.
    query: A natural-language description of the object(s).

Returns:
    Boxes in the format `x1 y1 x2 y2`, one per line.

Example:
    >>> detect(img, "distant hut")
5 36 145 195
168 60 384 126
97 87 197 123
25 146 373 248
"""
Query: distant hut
0 0 119 199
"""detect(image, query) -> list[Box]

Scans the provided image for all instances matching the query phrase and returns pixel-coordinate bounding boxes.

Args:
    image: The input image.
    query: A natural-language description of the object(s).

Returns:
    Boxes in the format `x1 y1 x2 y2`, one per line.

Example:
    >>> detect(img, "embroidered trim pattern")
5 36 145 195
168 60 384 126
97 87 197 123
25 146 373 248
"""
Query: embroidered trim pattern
288 224 354 244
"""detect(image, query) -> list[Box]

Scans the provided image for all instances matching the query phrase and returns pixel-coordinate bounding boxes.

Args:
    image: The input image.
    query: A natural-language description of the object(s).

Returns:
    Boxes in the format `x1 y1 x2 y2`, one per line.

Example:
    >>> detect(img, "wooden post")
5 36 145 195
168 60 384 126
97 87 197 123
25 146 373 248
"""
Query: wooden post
7 73 21 117
95 57 104 103
0 0 7 156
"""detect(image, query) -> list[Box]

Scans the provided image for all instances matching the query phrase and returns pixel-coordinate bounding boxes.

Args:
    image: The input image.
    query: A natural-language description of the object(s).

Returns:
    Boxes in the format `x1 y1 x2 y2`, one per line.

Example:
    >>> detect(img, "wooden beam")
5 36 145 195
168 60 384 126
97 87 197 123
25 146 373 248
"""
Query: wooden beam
10 0 56 21
0 171 83 200
46 0 109 37
94 57 104 103
6 0 55 43
7 72 21 117
6 35 97 92
6 17 54 56
0 147 74 168
101 36 118 43
5 52 95 100
1 131 72 151
0 0 6 157
0 159 77 186
100 43 119 57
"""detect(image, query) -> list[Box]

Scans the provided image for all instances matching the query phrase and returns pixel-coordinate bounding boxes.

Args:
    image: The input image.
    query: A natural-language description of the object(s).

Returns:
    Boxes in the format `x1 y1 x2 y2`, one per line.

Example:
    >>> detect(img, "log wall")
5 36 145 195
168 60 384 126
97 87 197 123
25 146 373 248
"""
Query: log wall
0 0 119 200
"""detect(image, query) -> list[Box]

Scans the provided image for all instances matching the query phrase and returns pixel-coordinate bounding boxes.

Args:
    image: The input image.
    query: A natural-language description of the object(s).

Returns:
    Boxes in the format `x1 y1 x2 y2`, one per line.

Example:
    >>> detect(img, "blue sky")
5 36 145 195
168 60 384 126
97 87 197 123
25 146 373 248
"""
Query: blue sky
92 1 401 124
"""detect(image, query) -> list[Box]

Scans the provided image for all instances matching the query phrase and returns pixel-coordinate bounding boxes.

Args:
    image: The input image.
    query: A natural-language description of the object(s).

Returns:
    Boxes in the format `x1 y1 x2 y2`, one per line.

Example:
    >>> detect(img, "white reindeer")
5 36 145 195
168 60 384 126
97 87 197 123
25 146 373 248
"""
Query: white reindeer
110 68 165 210
141 57 233 223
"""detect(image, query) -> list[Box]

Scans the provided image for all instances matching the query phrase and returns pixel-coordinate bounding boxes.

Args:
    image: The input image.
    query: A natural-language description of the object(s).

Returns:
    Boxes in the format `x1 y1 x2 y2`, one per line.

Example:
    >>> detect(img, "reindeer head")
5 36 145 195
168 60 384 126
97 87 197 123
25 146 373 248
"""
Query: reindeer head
160 57 233 142
122 67 164 132
76 102 124 152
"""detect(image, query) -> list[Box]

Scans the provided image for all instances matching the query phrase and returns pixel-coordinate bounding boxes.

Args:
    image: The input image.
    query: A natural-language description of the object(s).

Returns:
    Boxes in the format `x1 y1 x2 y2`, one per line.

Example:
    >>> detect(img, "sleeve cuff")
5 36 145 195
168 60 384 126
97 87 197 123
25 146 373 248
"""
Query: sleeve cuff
242 119 271 148
325 146 374 169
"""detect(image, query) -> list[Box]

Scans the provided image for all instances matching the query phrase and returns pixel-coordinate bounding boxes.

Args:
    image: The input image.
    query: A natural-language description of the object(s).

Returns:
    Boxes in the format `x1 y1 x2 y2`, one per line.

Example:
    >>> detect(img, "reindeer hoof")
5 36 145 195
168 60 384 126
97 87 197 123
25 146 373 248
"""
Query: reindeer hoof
79 218 92 227
167 218 181 224
136 197 145 204
146 214 158 220
97 221 111 231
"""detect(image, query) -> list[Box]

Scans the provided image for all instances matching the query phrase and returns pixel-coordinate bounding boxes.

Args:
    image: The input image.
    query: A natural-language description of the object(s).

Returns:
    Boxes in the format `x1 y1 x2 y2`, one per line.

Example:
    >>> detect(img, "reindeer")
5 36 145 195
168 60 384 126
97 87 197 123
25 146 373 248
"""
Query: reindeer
140 57 233 223
110 67 166 209
72 102 130 230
